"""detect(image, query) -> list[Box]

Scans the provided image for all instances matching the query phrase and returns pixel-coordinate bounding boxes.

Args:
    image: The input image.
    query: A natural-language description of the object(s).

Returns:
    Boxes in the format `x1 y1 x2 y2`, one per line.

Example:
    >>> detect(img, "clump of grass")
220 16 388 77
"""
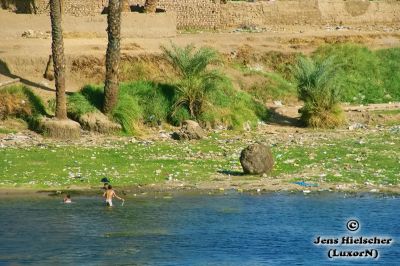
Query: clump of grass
203 79 268 129
111 91 142 134
120 82 175 126
67 92 98 120
293 56 344 128
260 51 299 78
0 86 46 130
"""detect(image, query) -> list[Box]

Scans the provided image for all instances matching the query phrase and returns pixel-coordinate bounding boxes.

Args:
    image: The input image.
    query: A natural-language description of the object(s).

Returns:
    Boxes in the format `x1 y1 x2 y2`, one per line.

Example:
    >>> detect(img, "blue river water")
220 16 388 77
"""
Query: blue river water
0 192 399 265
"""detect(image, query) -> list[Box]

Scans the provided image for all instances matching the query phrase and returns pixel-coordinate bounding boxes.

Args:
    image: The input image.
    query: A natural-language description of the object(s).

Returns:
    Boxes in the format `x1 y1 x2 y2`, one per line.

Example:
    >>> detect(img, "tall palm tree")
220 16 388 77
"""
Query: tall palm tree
103 0 122 114
50 0 67 119
144 0 158 13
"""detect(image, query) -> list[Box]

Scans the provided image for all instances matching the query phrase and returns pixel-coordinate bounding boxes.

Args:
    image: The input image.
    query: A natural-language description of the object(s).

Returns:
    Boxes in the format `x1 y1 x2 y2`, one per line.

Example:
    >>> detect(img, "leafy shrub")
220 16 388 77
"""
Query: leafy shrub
293 56 344 128
162 44 223 118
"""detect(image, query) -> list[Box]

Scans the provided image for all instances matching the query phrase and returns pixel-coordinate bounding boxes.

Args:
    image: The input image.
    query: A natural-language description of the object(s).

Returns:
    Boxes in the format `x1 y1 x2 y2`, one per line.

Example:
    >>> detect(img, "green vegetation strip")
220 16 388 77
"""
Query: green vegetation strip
0 131 399 189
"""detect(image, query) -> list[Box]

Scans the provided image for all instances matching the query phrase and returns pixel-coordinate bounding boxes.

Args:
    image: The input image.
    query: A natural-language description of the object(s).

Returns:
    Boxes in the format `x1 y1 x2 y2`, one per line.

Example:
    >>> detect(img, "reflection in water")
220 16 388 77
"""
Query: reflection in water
0 193 399 265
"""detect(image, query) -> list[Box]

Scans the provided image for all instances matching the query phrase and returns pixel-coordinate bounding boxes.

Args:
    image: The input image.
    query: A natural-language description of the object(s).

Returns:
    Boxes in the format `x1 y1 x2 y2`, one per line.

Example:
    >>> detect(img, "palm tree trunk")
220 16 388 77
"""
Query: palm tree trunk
50 0 67 119
144 0 158 13
103 0 122 114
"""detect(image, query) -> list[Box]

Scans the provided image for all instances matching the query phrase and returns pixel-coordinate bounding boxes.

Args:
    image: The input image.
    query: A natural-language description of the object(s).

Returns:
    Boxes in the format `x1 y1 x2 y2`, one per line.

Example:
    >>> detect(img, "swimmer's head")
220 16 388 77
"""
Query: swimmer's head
108 185 112 189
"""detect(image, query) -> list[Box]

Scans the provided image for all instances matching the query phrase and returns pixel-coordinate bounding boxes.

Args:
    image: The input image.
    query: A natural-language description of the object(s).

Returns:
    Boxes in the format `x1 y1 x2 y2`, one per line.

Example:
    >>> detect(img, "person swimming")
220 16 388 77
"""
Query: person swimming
103 185 124 207
63 194 72 204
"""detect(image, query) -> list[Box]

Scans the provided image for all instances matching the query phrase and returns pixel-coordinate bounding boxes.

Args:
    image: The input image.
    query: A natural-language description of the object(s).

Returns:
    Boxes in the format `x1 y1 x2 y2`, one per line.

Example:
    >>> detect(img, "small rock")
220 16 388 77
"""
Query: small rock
172 120 205 140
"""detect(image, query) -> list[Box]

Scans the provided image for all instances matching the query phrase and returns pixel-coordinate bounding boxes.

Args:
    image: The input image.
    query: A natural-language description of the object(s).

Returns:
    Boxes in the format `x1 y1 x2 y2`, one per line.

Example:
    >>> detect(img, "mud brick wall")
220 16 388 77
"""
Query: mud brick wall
318 0 400 25
0 0 108 16
220 1 322 28
220 0 400 28
1 0 400 28
35 0 107 16
131 0 222 29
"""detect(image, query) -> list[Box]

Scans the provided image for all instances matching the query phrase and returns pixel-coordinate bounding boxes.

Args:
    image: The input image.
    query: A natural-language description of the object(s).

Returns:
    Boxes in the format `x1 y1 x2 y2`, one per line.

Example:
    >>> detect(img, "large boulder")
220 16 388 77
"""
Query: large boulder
172 120 205 140
240 143 274 175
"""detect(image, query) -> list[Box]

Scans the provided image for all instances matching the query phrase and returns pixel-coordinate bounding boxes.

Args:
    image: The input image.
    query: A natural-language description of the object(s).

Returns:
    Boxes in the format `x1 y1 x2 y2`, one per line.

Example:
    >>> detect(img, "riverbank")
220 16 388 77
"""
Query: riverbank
1 110 399 196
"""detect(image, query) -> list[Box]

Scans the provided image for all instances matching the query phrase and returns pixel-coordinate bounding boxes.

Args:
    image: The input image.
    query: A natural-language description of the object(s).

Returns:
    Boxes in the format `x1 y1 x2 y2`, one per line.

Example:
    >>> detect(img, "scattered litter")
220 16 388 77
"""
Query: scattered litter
348 123 366 130
21 29 50 39
390 126 400 134
293 181 318 187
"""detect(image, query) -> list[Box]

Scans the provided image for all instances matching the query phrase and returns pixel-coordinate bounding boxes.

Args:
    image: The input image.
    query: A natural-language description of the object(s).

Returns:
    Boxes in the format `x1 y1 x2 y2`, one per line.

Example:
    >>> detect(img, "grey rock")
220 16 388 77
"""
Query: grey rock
172 120 205 140
78 112 121 133
240 143 274 175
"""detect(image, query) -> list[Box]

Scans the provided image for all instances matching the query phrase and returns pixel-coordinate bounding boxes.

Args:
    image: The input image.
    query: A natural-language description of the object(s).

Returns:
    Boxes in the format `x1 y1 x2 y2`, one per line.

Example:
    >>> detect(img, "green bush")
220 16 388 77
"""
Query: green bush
313 44 385 104
293 56 344 128
162 44 223 119
375 48 400 101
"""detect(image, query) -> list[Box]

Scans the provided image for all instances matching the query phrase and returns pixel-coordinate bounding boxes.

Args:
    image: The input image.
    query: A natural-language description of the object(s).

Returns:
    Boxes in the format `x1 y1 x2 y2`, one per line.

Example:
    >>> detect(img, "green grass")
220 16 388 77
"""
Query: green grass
274 133 400 185
68 80 267 134
0 85 47 130
0 85 46 117
371 109 400 115
0 128 17 134
231 44 400 105
0 130 399 189
312 44 400 104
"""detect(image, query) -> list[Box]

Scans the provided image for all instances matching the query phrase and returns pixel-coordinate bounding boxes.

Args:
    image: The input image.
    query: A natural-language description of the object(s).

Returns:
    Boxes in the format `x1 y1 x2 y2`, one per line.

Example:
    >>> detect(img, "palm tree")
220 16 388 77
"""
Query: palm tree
144 0 158 13
103 0 122 114
162 44 222 119
50 0 67 119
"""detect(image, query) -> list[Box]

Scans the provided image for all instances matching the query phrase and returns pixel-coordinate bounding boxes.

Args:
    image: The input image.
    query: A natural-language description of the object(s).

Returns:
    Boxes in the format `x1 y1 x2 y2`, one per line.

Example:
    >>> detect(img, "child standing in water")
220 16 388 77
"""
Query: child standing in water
103 185 124 207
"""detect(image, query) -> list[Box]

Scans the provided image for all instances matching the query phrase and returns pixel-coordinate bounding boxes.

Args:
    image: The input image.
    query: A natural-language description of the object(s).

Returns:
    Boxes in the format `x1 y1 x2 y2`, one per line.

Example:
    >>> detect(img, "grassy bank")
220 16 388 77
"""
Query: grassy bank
68 80 268 134
235 44 400 105
1 129 399 190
